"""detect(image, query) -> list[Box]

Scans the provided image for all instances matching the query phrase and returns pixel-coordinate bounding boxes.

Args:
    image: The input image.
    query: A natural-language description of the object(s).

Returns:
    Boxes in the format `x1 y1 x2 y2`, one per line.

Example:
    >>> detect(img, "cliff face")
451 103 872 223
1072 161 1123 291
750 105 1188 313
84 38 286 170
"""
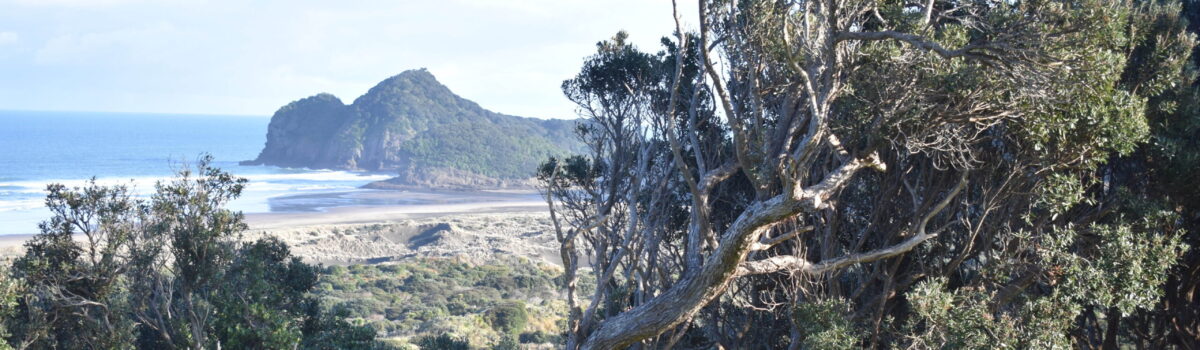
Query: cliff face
250 93 354 169
244 69 580 188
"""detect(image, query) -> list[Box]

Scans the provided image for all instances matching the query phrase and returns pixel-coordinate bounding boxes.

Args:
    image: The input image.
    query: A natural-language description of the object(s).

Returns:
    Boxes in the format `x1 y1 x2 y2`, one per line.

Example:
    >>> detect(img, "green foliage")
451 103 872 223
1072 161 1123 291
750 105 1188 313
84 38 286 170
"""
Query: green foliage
213 238 320 349
7 179 141 349
491 335 519 350
399 121 570 178
1042 220 1187 316
547 0 1198 347
903 278 1078 349
311 258 564 348
366 70 580 179
487 301 529 335
517 330 560 345
537 155 604 189
793 299 858 350
0 263 19 350
256 69 583 180
0 156 382 349
413 334 470 350
299 302 379 350
563 30 660 103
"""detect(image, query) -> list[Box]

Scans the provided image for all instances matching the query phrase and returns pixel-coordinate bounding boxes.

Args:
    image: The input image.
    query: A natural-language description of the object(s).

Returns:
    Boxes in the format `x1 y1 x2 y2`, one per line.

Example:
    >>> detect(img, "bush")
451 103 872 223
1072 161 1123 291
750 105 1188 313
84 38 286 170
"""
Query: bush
492 335 519 350
413 334 470 350
488 301 528 335
518 331 560 344
311 258 563 348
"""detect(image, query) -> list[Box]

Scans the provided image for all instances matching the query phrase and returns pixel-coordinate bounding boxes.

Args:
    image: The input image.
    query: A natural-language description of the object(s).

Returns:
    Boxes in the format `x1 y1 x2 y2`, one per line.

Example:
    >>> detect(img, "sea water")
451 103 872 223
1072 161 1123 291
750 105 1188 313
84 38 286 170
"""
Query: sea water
0 110 392 235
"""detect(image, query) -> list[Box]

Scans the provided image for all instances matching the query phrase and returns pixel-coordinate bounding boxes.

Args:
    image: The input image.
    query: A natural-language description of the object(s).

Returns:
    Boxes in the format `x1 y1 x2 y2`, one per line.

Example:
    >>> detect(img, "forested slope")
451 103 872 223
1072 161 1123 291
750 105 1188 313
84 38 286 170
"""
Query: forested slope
246 69 581 189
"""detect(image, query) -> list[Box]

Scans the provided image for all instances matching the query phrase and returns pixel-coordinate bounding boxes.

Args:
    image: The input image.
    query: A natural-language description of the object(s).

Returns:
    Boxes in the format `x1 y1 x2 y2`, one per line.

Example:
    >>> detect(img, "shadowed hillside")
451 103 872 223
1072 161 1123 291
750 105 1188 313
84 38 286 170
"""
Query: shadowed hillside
245 69 581 189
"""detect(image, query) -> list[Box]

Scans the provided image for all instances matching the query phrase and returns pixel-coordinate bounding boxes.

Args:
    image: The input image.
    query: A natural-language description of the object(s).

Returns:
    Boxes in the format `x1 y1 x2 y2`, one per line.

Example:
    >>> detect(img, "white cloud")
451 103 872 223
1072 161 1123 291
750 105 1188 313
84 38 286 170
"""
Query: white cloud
0 0 699 117
0 31 16 45
33 22 181 65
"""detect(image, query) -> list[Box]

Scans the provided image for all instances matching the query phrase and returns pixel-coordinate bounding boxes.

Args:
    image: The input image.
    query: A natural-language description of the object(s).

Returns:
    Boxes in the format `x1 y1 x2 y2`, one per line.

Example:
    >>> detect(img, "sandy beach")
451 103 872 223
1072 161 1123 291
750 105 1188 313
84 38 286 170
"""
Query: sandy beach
1 189 554 264
0 234 32 260
239 192 558 266
243 198 547 230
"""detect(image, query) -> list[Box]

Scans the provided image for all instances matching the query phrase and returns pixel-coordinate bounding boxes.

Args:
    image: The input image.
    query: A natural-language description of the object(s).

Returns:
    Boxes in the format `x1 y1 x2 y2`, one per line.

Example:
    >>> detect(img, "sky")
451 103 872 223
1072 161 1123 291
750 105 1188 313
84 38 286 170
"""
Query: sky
0 0 700 119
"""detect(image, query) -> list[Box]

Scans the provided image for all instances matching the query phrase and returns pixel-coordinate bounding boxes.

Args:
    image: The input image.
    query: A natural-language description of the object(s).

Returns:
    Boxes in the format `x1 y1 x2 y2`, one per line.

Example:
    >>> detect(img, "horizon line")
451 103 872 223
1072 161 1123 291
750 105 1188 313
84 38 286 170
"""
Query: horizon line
0 108 270 118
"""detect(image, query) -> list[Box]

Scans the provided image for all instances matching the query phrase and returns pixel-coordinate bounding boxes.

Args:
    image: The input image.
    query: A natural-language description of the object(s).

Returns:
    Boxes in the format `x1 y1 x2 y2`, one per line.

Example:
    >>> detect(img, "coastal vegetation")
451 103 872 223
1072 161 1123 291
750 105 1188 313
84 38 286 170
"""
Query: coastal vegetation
0 157 380 350
1 0 1198 348
541 0 1200 348
312 258 578 349
0 158 573 349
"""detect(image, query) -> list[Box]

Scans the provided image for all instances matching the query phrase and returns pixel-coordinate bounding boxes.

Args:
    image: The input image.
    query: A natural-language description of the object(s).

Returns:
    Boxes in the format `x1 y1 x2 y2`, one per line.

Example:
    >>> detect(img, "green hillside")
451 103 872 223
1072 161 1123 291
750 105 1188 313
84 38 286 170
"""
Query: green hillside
246 69 581 187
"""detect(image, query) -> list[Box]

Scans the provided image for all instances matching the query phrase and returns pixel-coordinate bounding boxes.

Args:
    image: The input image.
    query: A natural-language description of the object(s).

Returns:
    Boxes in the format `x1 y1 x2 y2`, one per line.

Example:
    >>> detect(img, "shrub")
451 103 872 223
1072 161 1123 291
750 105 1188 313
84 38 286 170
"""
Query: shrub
488 301 528 335
413 334 470 350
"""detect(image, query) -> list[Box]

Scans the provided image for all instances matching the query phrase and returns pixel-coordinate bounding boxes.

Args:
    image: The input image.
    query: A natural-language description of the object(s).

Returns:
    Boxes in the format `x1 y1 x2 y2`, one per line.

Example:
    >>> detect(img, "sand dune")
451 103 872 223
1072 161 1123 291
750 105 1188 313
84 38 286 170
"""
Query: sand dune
243 211 560 266
243 199 546 229
2 198 557 266
239 196 559 266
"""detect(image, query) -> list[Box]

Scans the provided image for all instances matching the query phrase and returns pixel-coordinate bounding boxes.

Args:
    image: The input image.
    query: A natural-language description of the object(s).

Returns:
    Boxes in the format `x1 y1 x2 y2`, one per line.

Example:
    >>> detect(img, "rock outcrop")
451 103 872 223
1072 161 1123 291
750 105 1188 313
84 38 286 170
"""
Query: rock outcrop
244 69 580 189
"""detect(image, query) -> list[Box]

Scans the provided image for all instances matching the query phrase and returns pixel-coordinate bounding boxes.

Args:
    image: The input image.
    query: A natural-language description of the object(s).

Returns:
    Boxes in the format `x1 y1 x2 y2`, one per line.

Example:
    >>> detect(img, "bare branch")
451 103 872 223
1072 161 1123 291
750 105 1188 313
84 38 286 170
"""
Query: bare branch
750 225 814 251
739 173 968 277
836 30 1002 61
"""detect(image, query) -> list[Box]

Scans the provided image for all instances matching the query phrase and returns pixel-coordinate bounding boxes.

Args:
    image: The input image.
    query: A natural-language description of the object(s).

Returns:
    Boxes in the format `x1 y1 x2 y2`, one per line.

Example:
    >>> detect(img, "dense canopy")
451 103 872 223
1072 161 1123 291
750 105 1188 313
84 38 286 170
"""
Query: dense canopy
542 0 1200 348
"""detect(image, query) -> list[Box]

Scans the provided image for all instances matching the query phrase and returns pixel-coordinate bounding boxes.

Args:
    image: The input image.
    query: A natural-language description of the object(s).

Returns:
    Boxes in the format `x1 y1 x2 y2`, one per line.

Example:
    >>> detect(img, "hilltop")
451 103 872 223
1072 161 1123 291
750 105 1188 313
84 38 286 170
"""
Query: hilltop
243 69 580 189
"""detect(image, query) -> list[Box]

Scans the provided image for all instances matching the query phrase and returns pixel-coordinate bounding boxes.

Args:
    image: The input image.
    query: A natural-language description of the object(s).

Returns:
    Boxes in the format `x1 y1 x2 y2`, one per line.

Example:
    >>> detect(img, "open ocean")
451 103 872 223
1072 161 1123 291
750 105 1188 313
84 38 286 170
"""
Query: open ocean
0 110 394 235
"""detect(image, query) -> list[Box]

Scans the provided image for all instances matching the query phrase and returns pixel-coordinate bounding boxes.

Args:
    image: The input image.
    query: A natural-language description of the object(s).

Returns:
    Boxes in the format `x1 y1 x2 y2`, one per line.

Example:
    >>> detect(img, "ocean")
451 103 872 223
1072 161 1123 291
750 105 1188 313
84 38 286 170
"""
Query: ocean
0 110 394 235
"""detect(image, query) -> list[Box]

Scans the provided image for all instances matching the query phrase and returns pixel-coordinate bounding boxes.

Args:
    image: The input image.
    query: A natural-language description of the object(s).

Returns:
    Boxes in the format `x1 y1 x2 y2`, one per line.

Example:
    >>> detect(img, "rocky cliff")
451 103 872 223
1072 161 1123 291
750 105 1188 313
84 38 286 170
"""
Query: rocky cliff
244 69 580 189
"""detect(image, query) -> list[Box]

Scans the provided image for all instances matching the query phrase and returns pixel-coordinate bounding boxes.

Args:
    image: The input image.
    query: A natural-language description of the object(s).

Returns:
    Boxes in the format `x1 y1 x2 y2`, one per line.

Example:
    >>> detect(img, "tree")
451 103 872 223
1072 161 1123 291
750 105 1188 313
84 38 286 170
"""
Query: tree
1085 0 1200 346
0 156 381 350
126 156 249 350
542 0 1195 348
212 238 320 349
0 263 21 350
488 301 529 335
5 180 142 349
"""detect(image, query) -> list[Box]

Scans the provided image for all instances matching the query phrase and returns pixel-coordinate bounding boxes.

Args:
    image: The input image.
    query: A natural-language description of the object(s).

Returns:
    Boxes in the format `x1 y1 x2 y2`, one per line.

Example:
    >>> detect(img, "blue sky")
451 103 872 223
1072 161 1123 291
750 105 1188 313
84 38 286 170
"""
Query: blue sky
0 0 697 119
